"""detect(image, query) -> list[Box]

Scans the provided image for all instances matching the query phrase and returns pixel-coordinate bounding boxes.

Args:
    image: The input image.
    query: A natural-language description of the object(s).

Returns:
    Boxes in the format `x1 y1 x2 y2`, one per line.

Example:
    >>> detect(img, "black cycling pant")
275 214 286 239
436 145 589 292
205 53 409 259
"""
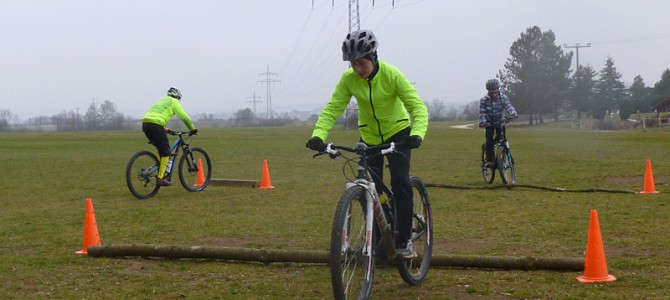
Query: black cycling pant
485 125 504 163
142 122 170 157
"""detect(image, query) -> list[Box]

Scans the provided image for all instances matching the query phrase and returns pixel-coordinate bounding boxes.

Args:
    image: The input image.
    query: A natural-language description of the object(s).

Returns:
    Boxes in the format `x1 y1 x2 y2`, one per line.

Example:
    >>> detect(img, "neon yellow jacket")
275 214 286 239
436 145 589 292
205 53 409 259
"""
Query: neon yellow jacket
142 96 195 130
312 60 428 145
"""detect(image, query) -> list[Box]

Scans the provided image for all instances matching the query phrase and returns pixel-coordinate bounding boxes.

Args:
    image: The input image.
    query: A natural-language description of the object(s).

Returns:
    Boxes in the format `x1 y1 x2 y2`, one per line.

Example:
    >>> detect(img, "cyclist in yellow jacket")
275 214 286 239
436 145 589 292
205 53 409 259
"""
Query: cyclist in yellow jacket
306 29 428 258
142 87 198 186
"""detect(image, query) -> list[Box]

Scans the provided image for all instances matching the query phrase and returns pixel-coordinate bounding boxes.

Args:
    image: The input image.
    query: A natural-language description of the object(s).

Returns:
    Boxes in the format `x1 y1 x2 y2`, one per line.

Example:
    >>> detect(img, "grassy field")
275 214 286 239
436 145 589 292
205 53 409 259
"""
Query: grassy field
1 121 668 299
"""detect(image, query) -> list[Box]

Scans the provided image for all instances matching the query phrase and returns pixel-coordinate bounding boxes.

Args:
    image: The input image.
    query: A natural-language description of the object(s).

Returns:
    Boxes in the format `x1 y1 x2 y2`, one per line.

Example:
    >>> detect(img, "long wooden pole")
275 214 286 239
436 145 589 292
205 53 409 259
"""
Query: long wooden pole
87 244 584 271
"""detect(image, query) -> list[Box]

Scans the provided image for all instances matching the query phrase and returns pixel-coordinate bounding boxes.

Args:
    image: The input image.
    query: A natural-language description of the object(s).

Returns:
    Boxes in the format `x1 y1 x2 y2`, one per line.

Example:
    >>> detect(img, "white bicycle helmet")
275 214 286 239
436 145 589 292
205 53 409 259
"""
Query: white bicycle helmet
342 29 379 61
167 87 182 99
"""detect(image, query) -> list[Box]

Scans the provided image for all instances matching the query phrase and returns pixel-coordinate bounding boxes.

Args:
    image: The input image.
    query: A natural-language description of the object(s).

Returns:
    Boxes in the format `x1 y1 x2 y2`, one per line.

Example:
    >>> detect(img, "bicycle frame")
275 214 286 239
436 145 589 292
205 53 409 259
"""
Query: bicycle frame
481 119 516 184
489 121 508 154
164 131 193 180
326 143 399 259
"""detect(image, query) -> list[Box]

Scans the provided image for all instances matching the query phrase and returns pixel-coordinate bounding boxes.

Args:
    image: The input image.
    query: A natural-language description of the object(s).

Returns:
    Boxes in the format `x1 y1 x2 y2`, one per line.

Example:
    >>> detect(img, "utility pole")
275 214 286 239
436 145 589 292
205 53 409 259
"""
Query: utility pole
344 0 361 129
246 91 262 118
563 43 591 71
257 66 280 119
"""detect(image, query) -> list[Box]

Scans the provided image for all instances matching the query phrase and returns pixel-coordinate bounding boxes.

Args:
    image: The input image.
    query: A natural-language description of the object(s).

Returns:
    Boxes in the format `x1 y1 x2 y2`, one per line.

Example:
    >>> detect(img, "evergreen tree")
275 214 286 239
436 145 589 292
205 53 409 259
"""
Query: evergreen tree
503 26 572 124
649 69 670 107
568 65 597 119
594 57 626 120
621 75 650 119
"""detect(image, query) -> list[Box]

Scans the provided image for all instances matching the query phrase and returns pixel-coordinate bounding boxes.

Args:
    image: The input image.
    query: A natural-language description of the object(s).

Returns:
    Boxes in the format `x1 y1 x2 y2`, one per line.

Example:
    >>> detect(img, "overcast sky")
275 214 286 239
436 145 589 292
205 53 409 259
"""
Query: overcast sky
2 0 670 121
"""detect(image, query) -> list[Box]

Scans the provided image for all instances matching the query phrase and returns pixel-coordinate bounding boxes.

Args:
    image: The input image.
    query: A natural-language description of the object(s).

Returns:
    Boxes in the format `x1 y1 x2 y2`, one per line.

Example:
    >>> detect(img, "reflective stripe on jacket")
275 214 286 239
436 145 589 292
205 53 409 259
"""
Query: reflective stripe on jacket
312 60 428 145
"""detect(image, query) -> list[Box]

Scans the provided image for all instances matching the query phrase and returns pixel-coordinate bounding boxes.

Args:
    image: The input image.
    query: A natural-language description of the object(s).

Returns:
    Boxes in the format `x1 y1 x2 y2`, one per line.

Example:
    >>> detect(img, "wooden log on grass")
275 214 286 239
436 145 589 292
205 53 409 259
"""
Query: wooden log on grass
430 254 584 271
87 244 328 264
87 244 584 271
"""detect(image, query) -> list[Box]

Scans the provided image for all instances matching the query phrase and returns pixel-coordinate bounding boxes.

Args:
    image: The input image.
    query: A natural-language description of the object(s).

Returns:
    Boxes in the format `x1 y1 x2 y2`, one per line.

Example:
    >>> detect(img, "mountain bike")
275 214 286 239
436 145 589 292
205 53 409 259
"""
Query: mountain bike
481 119 515 184
312 142 433 300
126 130 212 199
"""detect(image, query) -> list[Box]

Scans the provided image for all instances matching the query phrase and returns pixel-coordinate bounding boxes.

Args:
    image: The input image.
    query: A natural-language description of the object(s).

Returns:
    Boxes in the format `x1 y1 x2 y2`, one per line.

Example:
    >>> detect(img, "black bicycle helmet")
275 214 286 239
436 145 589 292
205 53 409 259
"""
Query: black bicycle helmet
342 29 379 61
485 79 500 91
167 87 182 99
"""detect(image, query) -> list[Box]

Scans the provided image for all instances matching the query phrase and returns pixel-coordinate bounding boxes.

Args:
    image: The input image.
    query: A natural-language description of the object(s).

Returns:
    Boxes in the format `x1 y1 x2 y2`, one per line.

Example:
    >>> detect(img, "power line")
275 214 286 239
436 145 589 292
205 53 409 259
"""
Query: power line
277 8 335 94
592 32 670 45
277 9 314 79
563 43 591 70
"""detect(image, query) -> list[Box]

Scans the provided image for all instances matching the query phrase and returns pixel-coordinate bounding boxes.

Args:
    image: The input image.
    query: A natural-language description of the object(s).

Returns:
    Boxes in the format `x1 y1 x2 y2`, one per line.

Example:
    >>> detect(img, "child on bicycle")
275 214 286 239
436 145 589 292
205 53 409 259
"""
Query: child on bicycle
479 79 517 168
142 87 198 186
305 29 428 259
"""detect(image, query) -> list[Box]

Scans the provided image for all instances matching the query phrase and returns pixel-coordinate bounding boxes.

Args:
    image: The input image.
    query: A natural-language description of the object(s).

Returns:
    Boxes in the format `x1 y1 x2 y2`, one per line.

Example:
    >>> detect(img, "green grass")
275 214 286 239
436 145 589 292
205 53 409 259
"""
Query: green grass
1 122 669 299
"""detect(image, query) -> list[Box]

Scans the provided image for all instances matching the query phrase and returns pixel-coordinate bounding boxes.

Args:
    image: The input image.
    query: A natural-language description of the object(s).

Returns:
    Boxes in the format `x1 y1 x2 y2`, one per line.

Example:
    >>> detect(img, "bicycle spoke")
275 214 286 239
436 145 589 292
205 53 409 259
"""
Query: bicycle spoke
178 147 212 192
397 177 432 286
330 186 373 300
126 151 160 199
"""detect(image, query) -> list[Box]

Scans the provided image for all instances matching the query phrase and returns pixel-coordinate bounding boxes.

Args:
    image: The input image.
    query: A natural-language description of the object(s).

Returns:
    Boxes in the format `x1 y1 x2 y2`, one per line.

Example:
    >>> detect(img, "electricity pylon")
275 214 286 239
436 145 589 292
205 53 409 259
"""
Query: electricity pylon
257 66 280 119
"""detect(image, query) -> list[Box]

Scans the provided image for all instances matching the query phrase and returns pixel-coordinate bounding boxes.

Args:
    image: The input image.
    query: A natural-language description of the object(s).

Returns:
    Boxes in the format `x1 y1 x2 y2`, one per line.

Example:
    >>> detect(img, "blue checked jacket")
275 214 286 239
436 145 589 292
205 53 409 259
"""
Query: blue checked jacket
478 92 517 126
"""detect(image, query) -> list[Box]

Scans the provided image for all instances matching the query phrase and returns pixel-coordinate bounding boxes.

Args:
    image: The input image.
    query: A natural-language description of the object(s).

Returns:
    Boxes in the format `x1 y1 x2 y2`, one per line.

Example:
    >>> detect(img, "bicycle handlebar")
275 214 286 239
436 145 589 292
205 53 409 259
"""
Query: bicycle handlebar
312 142 402 159
167 130 197 137
485 117 516 127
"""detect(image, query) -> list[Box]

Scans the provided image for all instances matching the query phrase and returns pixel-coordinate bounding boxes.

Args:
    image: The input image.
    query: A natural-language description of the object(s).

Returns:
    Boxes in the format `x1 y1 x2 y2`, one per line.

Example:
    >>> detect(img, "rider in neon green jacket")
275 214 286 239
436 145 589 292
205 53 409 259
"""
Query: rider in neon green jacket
141 87 197 187
142 97 196 130
306 29 428 259
311 60 428 145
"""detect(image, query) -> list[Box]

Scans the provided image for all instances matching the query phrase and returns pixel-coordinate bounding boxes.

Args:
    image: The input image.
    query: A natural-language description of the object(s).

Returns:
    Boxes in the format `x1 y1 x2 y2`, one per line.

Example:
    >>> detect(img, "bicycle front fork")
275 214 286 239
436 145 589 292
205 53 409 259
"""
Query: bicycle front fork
346 180 393 258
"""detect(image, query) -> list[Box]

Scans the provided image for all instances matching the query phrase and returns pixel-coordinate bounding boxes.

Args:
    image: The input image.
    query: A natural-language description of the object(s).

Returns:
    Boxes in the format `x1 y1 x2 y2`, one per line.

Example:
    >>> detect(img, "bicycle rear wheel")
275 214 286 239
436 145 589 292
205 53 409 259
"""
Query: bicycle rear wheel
178 147 212 192
481 143 495 184
330 185 374 300
397 176 433 286
126 150 160 199
497 148 516 184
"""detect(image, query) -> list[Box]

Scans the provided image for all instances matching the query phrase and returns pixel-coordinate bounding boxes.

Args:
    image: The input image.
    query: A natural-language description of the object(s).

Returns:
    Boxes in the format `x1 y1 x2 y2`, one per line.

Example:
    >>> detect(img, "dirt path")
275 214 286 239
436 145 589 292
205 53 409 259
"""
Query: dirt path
450 123 475 129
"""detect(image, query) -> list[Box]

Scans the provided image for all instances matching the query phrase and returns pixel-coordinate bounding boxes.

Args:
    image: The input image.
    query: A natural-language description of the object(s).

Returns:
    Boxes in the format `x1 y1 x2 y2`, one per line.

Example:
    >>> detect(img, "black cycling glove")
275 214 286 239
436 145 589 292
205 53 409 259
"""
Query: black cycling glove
405 135 422 149
306 137 325 151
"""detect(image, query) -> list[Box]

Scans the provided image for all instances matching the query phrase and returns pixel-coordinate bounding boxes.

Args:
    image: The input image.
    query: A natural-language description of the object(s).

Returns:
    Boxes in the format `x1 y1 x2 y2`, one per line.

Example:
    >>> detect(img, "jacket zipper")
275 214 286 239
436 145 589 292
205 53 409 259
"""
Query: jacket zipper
367 79 384 144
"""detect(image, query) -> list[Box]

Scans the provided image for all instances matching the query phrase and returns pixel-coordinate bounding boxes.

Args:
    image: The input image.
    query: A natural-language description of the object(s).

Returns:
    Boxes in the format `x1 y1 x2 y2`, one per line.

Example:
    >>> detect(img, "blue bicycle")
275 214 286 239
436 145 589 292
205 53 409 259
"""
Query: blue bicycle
481 119 515 184
126 130 212 199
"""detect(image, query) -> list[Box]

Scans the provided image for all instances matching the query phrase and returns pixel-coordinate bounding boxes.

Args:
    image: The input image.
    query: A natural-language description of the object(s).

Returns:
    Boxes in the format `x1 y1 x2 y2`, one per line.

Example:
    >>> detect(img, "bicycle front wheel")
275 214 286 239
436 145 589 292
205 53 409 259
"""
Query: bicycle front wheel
178 147 212 192
397 176 433 286
481 143 495 184
497 148 516 184
126 150 160 199
330 185 374 300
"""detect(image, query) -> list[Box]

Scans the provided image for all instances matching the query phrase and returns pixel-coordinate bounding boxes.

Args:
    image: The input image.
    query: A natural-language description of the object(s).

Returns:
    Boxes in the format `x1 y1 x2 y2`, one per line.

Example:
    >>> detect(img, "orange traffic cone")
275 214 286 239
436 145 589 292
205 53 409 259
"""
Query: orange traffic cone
195 158 205 187
75 198 101 255
640 159 659 194
258 159 274 189
577 210 616 283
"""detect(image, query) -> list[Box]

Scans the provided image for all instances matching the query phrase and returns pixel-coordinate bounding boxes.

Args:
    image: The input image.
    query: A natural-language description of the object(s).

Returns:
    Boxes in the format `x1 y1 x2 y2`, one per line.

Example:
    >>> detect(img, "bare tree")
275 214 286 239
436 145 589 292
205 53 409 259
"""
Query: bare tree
427 99 446 121
0 109 18 131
